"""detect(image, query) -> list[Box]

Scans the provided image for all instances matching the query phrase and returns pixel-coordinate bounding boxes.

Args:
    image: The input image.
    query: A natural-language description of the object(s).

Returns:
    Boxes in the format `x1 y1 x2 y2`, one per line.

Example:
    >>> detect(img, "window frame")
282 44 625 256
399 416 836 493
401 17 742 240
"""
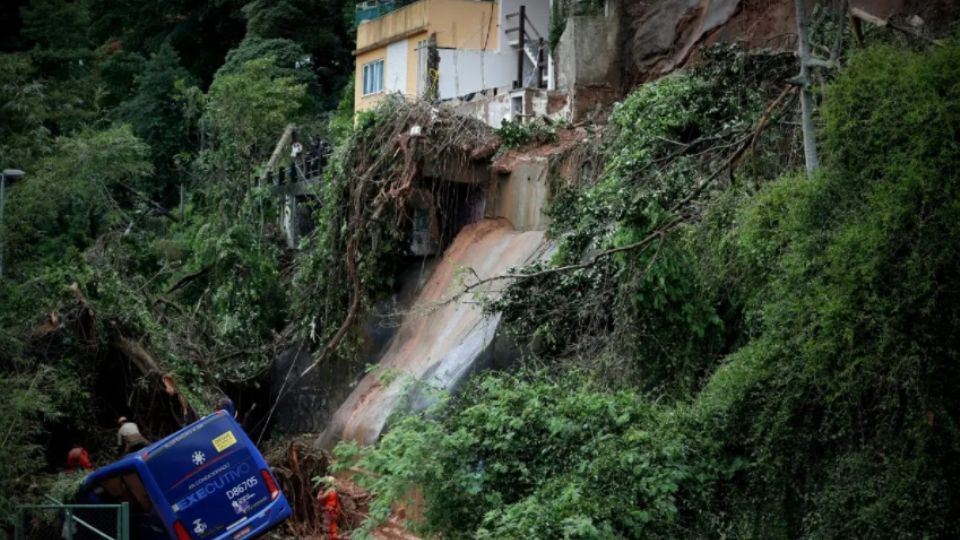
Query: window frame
362 59 385 97
93 470 155 514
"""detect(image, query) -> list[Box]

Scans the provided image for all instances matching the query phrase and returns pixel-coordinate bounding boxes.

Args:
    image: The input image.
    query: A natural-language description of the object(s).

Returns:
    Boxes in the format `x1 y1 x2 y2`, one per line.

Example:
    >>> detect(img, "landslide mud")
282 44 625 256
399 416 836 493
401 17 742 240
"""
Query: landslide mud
319 218 548 447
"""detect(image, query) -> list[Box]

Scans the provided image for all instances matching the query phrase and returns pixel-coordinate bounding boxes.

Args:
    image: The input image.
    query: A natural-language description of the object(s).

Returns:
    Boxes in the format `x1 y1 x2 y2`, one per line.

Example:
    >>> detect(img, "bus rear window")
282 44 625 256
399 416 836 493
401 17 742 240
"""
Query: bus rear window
94 472 154 514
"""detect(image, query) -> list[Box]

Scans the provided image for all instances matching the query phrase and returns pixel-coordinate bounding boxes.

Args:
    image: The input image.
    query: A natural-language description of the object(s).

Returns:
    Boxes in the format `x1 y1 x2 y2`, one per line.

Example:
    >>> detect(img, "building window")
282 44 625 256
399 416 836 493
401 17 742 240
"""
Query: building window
362 59 384 96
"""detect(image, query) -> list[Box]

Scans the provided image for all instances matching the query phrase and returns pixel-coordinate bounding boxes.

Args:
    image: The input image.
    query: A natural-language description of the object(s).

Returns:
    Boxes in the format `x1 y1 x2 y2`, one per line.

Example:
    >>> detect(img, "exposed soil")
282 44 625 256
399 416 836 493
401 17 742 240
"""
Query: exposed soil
317 218 547 449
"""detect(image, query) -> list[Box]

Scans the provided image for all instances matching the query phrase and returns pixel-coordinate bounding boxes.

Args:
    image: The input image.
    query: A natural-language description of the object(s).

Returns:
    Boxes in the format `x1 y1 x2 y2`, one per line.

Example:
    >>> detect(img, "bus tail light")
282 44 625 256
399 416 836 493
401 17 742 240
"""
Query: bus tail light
174 520 193 540
261 469 280 500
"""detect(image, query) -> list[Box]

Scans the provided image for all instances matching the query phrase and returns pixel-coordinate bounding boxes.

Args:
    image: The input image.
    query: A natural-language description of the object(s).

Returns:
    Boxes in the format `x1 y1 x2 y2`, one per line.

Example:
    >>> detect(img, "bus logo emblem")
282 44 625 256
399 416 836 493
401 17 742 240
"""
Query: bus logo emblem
192 451 206 466
193 519 207 534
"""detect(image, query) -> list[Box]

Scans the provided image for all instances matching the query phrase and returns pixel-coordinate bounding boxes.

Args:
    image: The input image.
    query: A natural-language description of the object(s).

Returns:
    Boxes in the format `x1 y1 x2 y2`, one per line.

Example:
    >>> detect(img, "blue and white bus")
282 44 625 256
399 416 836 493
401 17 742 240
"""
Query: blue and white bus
78 411 292 540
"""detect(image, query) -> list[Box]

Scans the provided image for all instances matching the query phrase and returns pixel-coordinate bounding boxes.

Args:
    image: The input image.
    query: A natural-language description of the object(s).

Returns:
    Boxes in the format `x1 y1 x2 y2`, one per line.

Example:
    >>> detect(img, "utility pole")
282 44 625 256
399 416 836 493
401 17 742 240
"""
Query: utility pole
795 0 820 175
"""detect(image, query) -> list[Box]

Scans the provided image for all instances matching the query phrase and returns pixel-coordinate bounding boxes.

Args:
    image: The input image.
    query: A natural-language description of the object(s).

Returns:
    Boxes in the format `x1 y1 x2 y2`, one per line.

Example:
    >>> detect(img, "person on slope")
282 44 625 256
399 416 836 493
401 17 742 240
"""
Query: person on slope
317 476 341 539
217 396 237 418
66 442 93 472
116 416 150 455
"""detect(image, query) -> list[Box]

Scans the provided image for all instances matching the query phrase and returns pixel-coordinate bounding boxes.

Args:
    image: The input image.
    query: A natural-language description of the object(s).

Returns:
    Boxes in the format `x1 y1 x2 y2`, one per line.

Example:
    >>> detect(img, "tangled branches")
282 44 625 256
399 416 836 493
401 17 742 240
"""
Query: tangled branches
483 46 803 389
293 98 497 376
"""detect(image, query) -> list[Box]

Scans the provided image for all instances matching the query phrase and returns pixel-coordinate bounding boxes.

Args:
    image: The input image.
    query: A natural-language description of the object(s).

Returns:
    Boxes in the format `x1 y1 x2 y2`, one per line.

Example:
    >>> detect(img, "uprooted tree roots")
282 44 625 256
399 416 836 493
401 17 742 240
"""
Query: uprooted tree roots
295 98 498 378
266 441 373 537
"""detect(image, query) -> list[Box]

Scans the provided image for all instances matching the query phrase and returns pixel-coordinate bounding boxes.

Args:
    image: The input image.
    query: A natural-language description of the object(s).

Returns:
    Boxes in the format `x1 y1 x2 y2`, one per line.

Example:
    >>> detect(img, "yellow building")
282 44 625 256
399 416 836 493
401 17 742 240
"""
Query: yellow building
353 0 551 114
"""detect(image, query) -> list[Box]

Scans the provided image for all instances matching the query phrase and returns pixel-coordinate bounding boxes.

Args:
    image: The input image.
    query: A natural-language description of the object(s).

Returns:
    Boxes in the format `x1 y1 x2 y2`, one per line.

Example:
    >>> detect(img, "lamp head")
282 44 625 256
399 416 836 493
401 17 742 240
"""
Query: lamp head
2 169 25 182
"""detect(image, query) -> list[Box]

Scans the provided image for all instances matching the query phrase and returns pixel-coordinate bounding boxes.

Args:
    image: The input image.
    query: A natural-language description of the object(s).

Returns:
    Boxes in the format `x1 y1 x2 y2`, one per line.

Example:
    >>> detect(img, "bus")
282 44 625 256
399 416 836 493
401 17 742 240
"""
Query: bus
78 411 292 540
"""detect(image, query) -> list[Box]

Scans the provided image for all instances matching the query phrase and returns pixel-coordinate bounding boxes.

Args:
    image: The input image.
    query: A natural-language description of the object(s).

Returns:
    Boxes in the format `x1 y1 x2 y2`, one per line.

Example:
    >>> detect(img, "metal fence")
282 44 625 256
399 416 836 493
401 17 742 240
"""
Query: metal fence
15 503 129 540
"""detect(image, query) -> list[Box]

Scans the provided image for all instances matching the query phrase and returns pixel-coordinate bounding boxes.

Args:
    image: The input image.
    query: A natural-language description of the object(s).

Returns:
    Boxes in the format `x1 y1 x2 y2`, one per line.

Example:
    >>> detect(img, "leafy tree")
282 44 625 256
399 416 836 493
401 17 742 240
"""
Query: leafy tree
242 0 354 99
20 0 90 51
89 0 247 85
0 53 51 169
93 42 146 108
198 55 307 209
2 125 153 274
19 0 100 133
115 42 197 199
215 35 318 89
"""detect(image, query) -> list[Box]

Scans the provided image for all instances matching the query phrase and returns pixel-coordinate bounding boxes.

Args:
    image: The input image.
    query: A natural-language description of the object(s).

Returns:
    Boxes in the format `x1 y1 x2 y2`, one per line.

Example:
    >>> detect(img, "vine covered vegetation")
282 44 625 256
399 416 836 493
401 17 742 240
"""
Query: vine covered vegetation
341 41 960 539
1 1 959 538
0 0 357 523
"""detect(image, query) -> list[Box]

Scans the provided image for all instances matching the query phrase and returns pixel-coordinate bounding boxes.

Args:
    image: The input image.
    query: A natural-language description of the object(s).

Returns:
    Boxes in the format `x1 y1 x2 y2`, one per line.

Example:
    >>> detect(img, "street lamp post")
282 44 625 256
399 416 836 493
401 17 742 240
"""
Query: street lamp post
0 168 26 278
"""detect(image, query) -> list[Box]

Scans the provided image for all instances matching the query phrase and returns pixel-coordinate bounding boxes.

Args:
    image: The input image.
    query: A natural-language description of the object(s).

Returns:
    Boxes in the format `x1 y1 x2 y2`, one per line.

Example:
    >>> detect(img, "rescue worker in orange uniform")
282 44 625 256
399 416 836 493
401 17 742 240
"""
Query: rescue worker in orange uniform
317 476 341 539
66 443 93 472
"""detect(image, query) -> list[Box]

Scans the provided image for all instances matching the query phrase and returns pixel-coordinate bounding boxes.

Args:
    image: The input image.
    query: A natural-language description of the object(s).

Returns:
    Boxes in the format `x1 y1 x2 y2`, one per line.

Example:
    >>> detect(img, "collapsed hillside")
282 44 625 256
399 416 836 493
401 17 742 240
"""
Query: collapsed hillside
1 0 959 538
334 33 960 540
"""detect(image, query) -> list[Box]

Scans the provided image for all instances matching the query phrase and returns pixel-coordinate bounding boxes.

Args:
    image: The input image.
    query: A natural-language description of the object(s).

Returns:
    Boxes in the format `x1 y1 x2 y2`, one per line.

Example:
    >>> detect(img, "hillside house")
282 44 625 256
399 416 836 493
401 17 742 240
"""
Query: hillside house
353 0 552 126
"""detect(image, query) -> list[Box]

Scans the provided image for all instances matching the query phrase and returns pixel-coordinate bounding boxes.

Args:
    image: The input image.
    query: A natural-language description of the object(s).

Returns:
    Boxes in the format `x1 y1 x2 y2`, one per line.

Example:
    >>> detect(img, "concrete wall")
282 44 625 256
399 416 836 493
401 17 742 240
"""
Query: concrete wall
555 0 622 89
357 0 499 52
487 155 551 230
430 0 500 49
449 86 566 128
357 0 430 52
554 1 621 120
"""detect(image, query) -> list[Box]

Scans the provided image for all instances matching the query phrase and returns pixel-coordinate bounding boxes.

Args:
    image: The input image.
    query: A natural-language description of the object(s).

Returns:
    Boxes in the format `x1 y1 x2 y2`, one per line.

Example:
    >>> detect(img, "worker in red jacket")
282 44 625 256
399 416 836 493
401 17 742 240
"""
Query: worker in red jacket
66 443 93 472
317 476 341 539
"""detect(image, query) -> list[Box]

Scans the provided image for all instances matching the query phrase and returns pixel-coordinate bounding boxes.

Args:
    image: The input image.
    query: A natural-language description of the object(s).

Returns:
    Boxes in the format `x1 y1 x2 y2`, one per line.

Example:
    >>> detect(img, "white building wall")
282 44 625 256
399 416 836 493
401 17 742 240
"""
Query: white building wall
385 39 408 94
436 0 550 101
437 49 514 100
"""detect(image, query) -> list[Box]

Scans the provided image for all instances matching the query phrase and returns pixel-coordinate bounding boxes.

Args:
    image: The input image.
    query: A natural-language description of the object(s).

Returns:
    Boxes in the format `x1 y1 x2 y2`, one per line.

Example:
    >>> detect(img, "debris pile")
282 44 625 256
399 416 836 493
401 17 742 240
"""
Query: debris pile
266 441 378 537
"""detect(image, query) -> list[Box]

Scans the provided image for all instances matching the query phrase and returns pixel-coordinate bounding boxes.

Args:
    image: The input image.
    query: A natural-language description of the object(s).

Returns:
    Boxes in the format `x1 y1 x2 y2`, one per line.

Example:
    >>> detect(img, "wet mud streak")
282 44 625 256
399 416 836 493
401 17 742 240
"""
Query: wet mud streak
320 218 547 447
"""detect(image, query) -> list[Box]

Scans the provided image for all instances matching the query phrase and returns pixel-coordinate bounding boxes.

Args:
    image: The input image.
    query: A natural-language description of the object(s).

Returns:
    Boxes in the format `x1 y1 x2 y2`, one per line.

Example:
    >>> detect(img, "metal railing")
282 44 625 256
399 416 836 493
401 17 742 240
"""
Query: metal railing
355 0 420 24
15 502 130 540
506 5 548 89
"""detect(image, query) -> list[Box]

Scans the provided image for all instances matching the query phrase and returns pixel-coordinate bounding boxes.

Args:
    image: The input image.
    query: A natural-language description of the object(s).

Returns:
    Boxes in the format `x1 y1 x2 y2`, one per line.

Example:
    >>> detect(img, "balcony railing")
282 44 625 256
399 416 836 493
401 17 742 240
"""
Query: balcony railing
355 0 420 24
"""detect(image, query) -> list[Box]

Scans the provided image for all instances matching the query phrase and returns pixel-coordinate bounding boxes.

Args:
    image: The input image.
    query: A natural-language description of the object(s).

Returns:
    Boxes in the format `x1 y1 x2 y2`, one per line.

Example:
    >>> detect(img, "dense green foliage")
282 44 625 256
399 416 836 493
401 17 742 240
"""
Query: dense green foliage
0 0 356 524
2 1 958 538
343 42 960 539
494 118 559 150
494 46 794 394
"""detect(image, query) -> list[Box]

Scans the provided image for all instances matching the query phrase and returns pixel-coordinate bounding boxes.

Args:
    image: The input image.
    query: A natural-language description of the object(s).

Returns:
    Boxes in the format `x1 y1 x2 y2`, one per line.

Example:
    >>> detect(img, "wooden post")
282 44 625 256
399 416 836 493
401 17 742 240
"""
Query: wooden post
425 34 440 102
286 194 298 248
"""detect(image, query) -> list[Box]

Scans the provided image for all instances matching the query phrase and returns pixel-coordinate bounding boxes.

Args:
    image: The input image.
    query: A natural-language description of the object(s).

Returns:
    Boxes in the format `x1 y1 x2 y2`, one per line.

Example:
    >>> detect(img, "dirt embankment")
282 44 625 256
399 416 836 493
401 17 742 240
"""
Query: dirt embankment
616 0 956 89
